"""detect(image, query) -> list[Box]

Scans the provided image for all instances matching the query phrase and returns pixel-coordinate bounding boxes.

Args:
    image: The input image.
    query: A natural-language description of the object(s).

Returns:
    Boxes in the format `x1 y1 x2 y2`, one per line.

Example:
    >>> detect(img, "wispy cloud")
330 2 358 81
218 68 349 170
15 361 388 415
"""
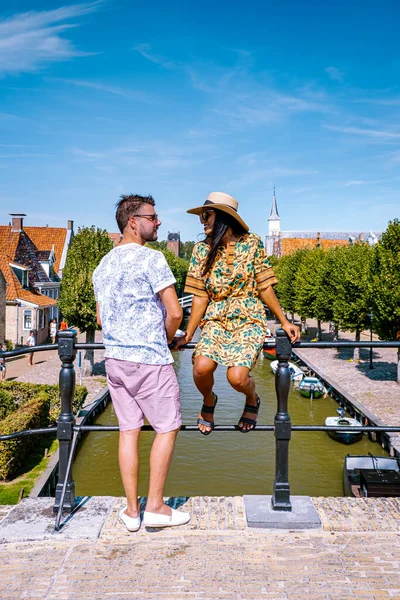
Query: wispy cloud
47 77 151 102
354 97 400 106
72 139 211 171
324 125 400 139
0 2 103 76
325 66 344 83
134 44 181 70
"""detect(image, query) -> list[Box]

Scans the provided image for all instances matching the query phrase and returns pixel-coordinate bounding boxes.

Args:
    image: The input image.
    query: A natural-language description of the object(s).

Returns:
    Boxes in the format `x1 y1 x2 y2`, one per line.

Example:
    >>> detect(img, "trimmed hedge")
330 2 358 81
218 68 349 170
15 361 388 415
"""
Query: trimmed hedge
0 382 88 423
0 393 50 481
0 390 16 420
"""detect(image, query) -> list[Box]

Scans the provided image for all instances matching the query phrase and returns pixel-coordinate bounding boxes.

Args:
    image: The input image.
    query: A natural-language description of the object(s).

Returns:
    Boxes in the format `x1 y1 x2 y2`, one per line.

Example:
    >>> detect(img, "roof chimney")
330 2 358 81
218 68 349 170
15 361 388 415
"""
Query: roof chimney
10 213 26 232
67 220 74 231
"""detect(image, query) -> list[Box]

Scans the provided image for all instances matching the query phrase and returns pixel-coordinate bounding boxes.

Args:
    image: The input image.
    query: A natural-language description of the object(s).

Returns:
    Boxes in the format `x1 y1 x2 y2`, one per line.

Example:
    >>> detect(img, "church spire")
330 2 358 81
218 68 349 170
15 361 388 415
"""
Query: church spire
268 185 280 221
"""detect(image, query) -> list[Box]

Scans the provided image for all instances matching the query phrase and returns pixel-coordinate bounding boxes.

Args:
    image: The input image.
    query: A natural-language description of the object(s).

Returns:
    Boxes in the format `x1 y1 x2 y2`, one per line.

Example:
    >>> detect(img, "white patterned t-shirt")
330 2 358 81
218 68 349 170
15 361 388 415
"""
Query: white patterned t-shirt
92 243 176 365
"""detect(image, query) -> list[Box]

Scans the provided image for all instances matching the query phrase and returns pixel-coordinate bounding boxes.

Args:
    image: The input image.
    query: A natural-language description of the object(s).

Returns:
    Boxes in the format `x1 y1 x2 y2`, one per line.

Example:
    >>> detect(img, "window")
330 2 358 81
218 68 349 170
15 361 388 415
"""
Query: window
23 310 32 330
39 309 45 329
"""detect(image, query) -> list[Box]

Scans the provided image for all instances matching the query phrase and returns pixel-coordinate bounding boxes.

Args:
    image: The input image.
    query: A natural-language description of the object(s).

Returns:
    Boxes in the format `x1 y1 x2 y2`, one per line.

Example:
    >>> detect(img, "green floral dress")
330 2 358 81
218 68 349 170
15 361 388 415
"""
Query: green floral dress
184 233 278 370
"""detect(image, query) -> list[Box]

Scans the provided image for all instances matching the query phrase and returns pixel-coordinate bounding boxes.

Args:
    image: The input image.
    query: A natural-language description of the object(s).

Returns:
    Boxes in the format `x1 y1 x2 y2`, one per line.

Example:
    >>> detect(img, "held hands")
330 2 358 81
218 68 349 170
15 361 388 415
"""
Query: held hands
281 321 300 344
170 332 189 351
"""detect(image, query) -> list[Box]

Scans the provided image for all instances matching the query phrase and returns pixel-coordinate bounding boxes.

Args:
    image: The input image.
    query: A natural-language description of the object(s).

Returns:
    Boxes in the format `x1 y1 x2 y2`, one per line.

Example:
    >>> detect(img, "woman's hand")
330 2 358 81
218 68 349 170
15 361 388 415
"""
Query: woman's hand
170 332 191 351
281 320 300 343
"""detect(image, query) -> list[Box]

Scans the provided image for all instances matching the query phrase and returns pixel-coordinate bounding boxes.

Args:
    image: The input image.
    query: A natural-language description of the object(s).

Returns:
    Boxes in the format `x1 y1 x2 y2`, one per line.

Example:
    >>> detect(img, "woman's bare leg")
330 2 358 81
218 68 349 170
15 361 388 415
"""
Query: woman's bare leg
226 366 259 431
193 356 218 433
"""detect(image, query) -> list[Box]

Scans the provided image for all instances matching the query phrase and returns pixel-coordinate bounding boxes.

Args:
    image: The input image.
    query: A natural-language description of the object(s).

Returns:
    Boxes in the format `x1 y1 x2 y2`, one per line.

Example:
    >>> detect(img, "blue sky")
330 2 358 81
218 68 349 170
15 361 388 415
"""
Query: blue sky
0 0 399 241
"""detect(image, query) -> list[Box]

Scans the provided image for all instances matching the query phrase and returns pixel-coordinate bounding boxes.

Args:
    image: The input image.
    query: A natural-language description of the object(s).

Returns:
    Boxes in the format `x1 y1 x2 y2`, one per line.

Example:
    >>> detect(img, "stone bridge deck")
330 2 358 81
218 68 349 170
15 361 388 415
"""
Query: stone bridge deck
1 496 400 599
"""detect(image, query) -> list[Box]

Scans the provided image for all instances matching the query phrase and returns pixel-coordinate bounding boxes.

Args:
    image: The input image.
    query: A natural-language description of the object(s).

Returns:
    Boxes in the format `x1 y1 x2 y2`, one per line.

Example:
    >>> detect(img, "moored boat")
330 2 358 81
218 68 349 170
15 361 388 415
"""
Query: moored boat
325 408 362 445
344 454 400 497
270 360 304 381
263 337 276 360
298 376 324 399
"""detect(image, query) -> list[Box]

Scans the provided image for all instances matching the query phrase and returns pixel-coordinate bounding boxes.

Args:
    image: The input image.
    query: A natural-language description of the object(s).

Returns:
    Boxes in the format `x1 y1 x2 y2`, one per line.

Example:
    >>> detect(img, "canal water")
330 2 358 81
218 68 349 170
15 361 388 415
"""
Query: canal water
73 345 388 498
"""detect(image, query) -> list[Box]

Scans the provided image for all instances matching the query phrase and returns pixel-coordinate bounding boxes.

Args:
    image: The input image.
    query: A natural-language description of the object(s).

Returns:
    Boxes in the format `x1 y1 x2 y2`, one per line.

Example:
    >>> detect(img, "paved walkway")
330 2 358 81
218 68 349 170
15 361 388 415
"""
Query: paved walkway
1 496 400 599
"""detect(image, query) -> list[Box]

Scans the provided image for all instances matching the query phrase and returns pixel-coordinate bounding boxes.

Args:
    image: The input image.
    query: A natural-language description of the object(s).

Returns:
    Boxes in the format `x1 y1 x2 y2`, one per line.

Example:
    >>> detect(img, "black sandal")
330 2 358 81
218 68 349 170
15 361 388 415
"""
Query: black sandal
197 394 218 436
238 397 260 433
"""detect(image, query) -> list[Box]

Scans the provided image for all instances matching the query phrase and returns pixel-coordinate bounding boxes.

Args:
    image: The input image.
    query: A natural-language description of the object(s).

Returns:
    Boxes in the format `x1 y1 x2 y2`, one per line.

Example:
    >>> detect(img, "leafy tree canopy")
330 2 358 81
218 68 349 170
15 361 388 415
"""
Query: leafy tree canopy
59 226 113 332
275 249 309 316
371 219 400 340
331 243 373 336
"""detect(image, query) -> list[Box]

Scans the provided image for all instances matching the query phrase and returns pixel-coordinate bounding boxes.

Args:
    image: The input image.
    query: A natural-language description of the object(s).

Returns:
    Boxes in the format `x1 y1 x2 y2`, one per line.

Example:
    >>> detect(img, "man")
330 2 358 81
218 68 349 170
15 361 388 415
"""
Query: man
92 194 189 531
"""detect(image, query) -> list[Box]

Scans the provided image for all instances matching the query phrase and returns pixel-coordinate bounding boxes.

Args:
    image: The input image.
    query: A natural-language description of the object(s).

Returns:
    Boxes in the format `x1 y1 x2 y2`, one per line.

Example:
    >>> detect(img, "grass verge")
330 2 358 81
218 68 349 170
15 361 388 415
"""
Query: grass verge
0 437 58 505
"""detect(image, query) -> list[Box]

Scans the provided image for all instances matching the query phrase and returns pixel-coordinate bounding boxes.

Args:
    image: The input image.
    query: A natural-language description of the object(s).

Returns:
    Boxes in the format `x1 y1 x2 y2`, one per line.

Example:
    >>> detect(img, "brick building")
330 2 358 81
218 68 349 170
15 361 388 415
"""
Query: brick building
0 215 74 346
167 232 180 257
265 190 380 257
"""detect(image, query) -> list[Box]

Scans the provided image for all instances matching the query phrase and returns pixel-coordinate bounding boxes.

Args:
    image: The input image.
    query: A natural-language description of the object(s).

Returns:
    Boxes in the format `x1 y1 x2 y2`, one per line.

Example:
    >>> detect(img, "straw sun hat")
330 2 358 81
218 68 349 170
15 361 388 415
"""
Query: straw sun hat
187 192 249 232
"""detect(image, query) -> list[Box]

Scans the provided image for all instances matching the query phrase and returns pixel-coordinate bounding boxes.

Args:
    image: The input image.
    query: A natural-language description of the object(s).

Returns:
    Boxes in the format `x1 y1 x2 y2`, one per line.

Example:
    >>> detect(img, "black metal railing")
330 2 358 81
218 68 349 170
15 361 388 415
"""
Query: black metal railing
1 330 400 531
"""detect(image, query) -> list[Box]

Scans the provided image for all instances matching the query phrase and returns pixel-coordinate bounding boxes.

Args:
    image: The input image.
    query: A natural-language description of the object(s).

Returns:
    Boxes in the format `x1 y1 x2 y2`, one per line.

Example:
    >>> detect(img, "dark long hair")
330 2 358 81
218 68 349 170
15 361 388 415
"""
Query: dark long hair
202 210 247 276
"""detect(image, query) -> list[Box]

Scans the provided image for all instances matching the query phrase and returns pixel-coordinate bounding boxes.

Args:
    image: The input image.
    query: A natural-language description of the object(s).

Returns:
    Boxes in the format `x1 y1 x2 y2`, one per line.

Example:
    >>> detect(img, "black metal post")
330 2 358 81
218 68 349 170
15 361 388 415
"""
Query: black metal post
369 311 373 369
53 330 77 514
272 328 292 511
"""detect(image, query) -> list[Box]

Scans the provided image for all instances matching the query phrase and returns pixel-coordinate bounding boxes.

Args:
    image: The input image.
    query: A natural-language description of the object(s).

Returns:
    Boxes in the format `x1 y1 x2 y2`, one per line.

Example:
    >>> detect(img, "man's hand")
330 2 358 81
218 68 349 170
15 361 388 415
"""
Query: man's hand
281 321 300 343
170 332 188 351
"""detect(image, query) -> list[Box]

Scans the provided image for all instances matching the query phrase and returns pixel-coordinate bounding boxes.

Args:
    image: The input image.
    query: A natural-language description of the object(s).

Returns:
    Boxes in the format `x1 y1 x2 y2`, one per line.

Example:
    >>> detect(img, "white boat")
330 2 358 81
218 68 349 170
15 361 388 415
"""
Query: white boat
270 360 304 381
298 376 325 399
325 408 362 445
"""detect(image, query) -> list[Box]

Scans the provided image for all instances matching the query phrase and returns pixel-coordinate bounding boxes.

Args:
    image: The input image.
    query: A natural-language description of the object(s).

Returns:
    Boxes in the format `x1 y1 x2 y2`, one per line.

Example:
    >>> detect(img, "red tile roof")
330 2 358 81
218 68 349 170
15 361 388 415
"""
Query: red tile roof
282 238 349 254
0 253 56 306
24 227 67 275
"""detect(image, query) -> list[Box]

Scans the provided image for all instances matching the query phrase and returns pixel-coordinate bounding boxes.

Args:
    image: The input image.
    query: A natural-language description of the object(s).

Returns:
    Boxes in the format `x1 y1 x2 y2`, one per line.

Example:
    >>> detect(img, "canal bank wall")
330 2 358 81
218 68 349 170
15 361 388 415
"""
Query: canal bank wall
292 346 400 458
30 387 111 499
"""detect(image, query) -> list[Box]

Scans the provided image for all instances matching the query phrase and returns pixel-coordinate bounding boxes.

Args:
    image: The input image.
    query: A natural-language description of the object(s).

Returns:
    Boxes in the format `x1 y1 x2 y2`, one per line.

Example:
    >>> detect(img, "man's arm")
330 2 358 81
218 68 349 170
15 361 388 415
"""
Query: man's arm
158 285 183 344
96 302 102 327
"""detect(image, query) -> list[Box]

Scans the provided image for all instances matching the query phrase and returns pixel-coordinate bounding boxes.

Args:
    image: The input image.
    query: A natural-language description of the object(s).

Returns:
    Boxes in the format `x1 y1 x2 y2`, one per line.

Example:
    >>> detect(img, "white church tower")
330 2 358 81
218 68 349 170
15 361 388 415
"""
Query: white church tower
265 186 281 256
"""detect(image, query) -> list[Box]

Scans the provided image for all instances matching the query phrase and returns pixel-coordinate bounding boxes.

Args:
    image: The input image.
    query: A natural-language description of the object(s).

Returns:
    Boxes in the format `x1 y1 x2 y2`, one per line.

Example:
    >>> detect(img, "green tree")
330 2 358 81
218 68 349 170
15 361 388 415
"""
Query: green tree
145 245 189 296
331 243 373 358
146 240 167 252
370 219 400 382
180 241 195 262
275 249 309 320
294 248 327 339
160 249 189 296
313 247 341 339
59 226 113 376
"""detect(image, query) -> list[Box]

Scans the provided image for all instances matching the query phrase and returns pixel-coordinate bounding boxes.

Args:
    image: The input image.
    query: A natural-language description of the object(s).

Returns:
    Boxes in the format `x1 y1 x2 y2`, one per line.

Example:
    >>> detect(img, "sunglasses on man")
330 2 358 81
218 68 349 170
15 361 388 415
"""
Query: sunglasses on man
133 214 159 222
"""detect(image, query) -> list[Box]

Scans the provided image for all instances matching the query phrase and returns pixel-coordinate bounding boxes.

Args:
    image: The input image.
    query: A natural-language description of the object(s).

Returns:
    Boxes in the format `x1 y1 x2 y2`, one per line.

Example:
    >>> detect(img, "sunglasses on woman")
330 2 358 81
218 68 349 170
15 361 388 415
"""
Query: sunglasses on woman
199 210 215 222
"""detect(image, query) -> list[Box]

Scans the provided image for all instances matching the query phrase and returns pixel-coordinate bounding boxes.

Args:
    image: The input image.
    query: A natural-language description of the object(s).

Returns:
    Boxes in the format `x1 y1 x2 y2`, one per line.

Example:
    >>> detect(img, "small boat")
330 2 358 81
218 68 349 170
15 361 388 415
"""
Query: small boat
325 408 362 445
298 376 324 399
270 360 304 381
263 336 276 360
344 454 400 498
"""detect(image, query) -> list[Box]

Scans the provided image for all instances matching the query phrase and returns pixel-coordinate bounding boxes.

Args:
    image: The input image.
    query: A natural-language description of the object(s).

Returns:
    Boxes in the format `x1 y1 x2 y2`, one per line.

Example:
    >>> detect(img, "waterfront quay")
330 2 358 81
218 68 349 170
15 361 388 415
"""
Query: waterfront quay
1 327 400 599
1 495 400 599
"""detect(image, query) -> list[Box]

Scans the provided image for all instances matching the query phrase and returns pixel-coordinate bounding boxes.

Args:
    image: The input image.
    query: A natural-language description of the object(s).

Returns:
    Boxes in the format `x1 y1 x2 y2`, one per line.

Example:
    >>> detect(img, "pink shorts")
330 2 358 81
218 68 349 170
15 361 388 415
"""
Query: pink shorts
105 358 181 433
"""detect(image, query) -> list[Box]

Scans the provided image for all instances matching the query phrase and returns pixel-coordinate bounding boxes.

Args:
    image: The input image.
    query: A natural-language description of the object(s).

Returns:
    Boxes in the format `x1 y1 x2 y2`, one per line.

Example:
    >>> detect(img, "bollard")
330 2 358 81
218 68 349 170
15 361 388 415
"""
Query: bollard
272 328 292 511
53 330 77 514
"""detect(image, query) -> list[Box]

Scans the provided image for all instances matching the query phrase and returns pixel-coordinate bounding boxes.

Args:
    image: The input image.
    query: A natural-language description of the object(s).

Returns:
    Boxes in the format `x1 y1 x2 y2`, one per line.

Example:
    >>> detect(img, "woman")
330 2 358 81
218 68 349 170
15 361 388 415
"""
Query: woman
175 192 299 434
26 330 36 366
50 319 57 344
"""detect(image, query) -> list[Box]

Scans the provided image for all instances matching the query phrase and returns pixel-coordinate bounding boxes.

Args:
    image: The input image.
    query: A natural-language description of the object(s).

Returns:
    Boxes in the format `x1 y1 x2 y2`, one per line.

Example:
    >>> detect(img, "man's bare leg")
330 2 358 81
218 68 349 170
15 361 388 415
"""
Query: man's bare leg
119 428 141 518
145 428 180 515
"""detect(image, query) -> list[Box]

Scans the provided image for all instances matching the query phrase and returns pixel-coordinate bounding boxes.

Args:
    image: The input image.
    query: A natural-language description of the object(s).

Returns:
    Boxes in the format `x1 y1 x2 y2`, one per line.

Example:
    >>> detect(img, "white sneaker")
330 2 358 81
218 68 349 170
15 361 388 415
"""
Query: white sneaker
143 507 191 528
119 508 141 532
